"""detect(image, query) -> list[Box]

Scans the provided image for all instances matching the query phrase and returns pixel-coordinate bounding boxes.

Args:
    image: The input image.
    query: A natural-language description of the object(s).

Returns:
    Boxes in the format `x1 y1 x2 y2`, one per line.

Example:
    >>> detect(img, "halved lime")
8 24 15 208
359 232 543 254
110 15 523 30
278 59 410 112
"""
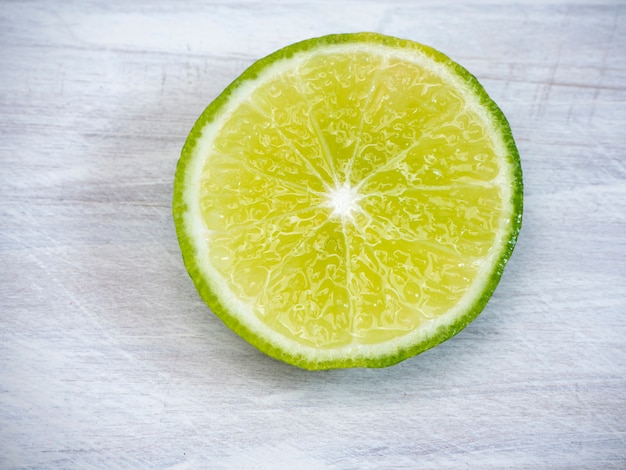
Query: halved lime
173 33 523 370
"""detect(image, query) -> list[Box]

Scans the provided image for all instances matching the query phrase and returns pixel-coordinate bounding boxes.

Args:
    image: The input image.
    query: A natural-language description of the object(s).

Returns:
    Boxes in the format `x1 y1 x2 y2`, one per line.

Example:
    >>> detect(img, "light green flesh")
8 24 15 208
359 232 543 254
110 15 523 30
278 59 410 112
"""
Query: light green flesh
191 44 513 353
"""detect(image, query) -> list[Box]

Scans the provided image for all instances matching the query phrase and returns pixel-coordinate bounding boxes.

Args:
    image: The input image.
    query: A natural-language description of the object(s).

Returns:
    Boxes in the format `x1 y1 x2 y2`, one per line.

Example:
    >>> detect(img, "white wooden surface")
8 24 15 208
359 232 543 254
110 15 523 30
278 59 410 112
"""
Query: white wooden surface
1 1 625 468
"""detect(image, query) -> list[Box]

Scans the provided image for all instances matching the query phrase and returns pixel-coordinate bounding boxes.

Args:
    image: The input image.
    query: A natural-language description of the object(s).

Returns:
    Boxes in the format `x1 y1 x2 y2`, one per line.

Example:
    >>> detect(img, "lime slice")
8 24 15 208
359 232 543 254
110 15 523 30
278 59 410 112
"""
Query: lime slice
173 33 523 370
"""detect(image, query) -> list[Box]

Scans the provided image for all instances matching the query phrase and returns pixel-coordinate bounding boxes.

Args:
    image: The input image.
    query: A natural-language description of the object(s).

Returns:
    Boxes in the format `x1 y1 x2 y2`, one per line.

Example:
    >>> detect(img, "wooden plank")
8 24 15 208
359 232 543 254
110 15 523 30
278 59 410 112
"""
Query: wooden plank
1 1 625 467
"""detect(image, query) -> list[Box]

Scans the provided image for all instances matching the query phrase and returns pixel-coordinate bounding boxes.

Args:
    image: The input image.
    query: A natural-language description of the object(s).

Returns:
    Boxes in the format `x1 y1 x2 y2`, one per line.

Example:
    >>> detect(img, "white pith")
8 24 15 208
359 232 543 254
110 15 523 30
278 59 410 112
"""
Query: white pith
324 182 363 221
182 42 515 363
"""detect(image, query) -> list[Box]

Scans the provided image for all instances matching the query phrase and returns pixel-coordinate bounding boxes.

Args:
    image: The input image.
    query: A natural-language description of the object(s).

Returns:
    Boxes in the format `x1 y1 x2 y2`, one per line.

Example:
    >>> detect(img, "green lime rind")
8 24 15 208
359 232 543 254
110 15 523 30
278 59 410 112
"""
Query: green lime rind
173 32 523 370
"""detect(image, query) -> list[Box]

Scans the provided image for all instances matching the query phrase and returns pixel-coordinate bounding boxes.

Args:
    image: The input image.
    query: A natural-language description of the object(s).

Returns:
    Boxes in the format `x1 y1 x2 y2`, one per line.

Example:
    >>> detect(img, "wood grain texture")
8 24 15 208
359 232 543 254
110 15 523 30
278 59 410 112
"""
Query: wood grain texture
1 1 625 468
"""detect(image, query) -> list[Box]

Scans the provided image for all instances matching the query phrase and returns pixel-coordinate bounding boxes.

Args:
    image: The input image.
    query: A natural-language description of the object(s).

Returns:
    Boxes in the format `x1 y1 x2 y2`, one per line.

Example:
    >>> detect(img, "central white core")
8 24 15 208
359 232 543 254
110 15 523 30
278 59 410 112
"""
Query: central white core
324 183 362 220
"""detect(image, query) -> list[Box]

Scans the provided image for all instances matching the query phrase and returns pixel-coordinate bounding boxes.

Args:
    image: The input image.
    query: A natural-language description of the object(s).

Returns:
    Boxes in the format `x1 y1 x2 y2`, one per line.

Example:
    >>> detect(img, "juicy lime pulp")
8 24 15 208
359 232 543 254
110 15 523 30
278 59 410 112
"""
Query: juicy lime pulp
173 33 523 370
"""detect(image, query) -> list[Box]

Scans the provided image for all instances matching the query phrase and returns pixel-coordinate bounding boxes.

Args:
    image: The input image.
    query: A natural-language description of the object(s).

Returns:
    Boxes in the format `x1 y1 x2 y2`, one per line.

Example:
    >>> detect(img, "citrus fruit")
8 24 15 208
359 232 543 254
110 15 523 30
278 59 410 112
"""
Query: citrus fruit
173 32 523 370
